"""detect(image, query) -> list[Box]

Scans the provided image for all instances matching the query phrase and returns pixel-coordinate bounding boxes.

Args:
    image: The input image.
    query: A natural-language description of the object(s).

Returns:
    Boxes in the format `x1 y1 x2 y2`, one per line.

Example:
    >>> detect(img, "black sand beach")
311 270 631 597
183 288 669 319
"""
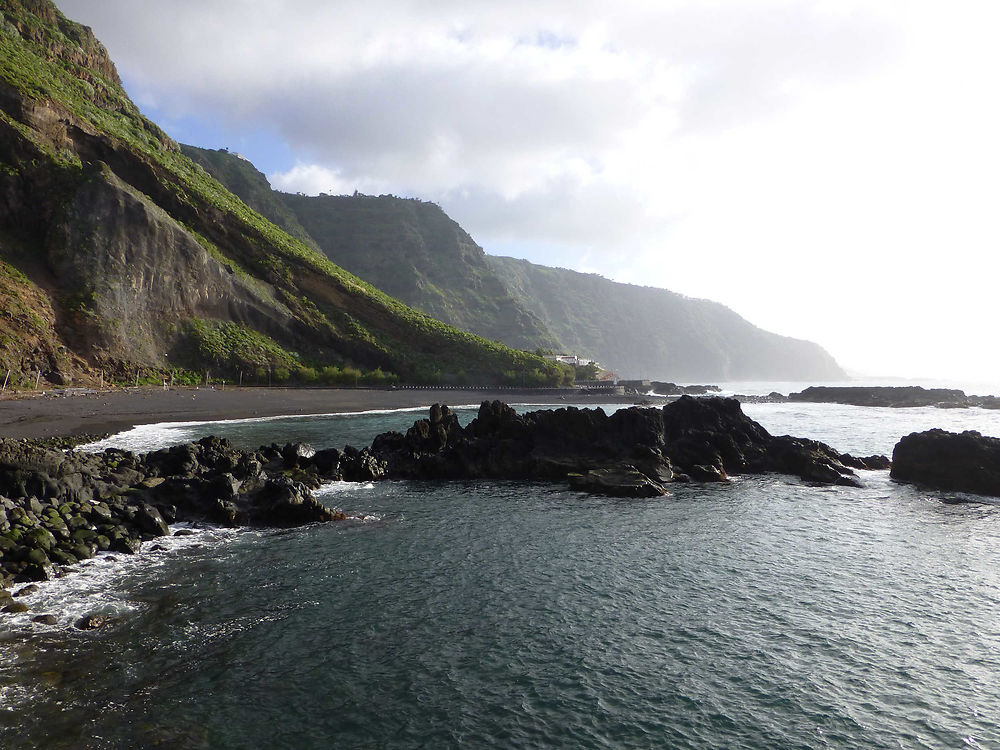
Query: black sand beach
0 386 655 439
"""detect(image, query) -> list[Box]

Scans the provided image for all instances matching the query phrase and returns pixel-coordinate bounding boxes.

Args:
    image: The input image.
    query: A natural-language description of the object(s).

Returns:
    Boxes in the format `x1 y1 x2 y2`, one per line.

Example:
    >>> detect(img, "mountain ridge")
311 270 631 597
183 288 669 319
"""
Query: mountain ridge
180 145 845 381
490 255 845 381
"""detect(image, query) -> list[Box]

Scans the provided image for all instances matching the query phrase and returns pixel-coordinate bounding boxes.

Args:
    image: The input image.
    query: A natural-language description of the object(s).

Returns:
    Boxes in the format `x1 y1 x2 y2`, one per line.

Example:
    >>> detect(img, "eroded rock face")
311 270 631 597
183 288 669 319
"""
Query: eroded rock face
891 429 1000 498
46 167 297 365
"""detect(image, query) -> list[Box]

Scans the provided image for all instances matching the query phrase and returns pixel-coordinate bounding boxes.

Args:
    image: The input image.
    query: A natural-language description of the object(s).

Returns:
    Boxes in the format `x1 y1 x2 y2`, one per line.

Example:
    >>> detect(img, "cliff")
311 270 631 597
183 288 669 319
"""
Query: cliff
188 146 845 382
281 192 561 352
490 256 846 381
179 145 561 353
0 0 562 386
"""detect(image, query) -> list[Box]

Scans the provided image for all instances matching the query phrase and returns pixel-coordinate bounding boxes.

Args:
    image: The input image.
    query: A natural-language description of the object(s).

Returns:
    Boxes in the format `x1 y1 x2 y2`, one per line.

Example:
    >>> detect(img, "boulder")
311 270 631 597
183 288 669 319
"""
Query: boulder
310 447 343 478
75 613 119 630
109 533 141 555
132 503 169 537
20 548 54 581
891 429 1000 498
340 446 387 482
281 442 316 468
244 477 344 526
568 466 669 497
767 436 863 487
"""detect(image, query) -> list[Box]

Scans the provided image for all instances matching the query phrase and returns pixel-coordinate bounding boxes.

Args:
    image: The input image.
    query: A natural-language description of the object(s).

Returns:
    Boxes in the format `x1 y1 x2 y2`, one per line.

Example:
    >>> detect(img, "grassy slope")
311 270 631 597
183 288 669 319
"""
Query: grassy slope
0 0 559 383
178 148 845 383
179 144 319 250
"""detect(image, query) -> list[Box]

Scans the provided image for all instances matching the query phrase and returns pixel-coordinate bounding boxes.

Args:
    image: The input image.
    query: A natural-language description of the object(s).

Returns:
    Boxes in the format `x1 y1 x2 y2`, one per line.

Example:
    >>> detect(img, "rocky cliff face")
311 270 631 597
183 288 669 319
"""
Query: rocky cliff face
8 0 845 386
0 0 559 386
45 166 295 363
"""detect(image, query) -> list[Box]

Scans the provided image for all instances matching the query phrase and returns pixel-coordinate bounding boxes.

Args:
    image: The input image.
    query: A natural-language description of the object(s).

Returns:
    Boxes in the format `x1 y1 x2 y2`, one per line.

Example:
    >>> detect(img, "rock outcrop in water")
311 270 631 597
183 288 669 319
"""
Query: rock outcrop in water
295 397 888 498
891 429 1000 499
789 386 1000 409
0 397 891 601
0 437 342 589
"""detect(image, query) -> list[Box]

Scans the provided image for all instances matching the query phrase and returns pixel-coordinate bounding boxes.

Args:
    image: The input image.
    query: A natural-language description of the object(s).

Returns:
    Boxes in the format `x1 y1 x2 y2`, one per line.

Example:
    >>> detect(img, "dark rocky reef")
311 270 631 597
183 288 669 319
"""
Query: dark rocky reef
650 382 722 396
302 397 887 499
732 392 789 404
891 429 1000 499
0 436 342 590
789 386 1000 409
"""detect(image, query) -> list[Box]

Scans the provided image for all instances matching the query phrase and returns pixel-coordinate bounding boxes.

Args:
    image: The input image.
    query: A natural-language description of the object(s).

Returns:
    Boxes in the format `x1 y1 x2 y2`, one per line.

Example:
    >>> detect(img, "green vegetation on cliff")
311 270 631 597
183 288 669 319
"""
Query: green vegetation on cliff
178 145 562 354
0 0 561 386
188 146 845 381
179 144 318 250
281 192 561 352
0 0 845 387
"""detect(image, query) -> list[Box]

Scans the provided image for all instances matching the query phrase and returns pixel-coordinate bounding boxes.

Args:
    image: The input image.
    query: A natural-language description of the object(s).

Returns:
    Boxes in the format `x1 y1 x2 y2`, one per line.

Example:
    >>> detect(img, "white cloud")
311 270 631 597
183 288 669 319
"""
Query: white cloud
57 0 1000 381
269 164 356 196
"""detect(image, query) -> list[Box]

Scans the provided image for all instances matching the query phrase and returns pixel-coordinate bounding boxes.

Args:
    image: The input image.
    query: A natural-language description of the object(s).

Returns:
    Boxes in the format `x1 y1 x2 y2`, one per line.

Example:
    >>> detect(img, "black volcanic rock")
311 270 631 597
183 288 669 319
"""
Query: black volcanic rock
790 386 969 408
651 382 722 396
568 467 670 498
0 436 344 589
891 429 1000 498
353 397 882 496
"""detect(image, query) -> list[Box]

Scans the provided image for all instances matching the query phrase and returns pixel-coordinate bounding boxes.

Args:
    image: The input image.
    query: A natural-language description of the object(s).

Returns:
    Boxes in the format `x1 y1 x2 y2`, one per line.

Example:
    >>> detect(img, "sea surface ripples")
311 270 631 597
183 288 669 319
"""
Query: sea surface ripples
3 403 1000 748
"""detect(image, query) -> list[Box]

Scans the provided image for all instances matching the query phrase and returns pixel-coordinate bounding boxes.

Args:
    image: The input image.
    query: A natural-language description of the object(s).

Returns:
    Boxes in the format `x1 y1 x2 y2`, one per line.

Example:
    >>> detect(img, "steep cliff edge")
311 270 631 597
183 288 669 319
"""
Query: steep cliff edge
490 256 846 381
179 144 318 250
0 0 561 386
280 192 561 352
177 144 561 354
186 146 845 382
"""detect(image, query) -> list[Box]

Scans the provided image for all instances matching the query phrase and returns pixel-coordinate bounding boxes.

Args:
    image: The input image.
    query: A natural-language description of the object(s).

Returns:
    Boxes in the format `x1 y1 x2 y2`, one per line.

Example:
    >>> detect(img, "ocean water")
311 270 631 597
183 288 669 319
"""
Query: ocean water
2 400 1000 749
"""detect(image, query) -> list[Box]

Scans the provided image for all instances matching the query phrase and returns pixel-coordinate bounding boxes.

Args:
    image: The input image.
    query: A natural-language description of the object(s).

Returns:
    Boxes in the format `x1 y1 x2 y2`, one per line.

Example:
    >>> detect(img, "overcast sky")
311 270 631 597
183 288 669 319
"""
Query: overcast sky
58 0 1000 384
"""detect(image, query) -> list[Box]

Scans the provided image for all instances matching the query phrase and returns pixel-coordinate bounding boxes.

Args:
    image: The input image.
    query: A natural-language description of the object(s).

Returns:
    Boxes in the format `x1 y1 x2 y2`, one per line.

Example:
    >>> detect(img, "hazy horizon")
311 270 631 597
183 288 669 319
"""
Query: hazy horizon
57 0 999 383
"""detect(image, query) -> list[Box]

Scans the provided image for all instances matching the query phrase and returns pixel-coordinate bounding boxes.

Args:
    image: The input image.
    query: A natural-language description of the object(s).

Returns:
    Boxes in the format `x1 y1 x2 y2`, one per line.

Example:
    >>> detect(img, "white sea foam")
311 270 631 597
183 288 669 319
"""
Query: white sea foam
316 481 376 496
0 525 242 634
77 404 484 454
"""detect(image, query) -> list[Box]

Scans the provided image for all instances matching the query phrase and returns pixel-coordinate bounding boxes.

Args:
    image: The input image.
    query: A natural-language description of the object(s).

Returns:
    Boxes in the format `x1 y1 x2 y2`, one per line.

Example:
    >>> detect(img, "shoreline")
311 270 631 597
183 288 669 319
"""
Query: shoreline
0 386 664 440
